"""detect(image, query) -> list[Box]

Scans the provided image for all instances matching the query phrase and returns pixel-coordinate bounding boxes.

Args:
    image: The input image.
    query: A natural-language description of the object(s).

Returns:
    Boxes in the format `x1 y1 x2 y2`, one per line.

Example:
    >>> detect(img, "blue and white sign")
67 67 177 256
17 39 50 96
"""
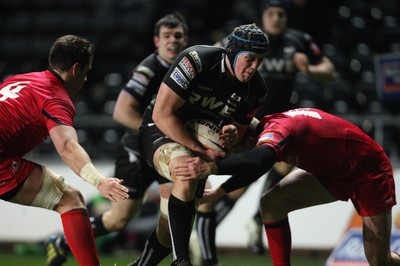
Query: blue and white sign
326 228 400 266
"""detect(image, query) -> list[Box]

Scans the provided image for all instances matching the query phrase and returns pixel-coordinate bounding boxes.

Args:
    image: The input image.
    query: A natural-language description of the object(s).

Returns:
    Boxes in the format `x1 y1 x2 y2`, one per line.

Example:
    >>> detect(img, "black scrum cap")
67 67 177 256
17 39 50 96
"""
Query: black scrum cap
226 24 269 69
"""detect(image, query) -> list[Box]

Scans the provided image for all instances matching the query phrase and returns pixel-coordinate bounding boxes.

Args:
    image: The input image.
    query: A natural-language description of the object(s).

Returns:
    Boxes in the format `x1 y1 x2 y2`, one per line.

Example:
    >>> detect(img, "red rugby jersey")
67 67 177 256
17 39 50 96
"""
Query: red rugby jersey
0 70 75 158
257 108 385 178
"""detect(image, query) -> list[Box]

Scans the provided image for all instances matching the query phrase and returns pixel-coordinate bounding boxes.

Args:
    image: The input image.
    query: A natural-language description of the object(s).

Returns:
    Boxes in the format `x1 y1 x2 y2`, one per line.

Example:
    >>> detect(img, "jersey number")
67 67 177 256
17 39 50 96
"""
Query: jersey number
0 81 30 101
284 109 322 119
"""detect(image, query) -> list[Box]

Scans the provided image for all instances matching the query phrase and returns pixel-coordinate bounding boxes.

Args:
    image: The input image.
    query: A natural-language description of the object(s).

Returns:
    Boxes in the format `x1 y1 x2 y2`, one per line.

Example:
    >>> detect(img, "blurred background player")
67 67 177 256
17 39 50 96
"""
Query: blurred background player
0 34 129 266
46 13 189 266
246 0 336 254
194 0 336 264
131 24 268 266
175 107 400 266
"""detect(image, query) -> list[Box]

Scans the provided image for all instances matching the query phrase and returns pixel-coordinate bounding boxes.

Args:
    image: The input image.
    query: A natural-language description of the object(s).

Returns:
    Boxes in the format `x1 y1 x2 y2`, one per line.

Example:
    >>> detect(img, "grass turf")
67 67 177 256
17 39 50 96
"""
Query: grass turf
0 250 327 266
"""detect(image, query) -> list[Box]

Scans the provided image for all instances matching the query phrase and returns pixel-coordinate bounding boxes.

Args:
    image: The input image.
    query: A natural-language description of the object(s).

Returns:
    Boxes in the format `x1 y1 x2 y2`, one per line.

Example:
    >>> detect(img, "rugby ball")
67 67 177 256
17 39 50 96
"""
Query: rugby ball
185 119 225 152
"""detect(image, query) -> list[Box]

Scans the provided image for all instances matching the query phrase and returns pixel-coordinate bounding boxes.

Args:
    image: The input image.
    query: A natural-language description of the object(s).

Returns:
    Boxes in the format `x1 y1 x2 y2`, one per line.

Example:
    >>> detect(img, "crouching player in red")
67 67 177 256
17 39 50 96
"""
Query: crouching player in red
174 108 400 266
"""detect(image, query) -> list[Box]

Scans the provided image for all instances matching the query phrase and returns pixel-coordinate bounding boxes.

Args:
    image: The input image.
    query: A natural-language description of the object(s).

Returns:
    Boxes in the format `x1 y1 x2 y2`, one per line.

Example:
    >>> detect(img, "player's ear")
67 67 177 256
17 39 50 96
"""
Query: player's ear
153 35 160 48
71 63 80 76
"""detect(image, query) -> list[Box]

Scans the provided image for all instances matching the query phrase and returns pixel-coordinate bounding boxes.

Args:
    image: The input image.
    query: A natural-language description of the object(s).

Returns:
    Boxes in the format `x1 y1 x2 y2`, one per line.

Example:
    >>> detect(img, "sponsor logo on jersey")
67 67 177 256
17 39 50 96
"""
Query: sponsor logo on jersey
283 46 295 56
259 132 274 142
179 56 196 80
171 68 189 90
197 85 213 91
189 93 223 109
188 51 202 72
220 93 242 117
12 161 21 173
262 46 296 73
385 196 394 204
0 81 30 101
188 92 242 117
262 58 295 73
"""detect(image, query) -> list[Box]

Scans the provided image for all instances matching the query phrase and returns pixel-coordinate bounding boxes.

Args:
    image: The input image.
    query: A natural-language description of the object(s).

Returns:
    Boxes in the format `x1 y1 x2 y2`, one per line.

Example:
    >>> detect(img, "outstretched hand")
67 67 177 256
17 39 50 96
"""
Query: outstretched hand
97 178 130 202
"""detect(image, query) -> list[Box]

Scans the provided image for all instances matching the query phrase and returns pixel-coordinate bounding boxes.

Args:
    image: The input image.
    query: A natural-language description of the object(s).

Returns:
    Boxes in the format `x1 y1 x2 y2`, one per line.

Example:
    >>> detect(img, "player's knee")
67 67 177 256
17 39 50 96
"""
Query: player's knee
173 179 198 200
107 217 130 231
61 187 86 210
154 143 192 181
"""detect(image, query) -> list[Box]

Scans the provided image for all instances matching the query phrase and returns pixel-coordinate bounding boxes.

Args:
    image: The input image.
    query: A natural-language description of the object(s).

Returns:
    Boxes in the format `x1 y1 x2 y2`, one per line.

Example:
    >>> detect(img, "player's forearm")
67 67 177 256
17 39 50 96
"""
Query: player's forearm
215 145 275 175
308 57 336 84
113 108 142 131
154 114 203 152
214 145 276 193
59 139 105 187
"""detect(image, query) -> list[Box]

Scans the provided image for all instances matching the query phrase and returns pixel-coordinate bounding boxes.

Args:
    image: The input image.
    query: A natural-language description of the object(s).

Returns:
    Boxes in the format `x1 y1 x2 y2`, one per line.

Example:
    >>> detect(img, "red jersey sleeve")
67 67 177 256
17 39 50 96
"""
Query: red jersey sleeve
37 71 76 131
43 97 75 131
256 121 290 152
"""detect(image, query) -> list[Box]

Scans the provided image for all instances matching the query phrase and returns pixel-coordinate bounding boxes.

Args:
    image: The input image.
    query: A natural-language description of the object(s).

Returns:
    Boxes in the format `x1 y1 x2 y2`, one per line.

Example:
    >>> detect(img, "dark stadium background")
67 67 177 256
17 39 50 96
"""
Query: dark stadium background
1 0 399 159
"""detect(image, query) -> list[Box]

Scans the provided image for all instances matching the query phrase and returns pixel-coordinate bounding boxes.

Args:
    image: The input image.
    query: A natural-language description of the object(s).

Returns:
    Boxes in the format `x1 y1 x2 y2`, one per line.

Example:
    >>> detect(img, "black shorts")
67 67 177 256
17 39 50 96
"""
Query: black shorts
139 109 175 184
0 177 27 201
114 143 165 199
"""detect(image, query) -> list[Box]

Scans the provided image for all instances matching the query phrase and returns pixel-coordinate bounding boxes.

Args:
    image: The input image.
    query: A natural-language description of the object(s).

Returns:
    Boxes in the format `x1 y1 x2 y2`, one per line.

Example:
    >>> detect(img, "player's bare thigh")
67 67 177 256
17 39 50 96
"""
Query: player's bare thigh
260 169 337 221
8 166 44 205
10 165 85 214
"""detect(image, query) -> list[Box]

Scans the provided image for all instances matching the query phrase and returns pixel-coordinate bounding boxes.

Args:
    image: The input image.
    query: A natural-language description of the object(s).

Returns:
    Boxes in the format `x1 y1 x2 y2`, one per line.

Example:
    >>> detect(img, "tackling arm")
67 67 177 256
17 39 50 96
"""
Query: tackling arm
215 145 277 193
50 125 129 201
50 125 95 178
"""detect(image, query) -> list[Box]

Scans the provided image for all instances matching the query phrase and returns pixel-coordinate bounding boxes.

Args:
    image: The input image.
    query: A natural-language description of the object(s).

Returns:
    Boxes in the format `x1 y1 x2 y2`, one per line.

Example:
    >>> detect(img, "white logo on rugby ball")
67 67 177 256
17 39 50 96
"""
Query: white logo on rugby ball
185 119 224 151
